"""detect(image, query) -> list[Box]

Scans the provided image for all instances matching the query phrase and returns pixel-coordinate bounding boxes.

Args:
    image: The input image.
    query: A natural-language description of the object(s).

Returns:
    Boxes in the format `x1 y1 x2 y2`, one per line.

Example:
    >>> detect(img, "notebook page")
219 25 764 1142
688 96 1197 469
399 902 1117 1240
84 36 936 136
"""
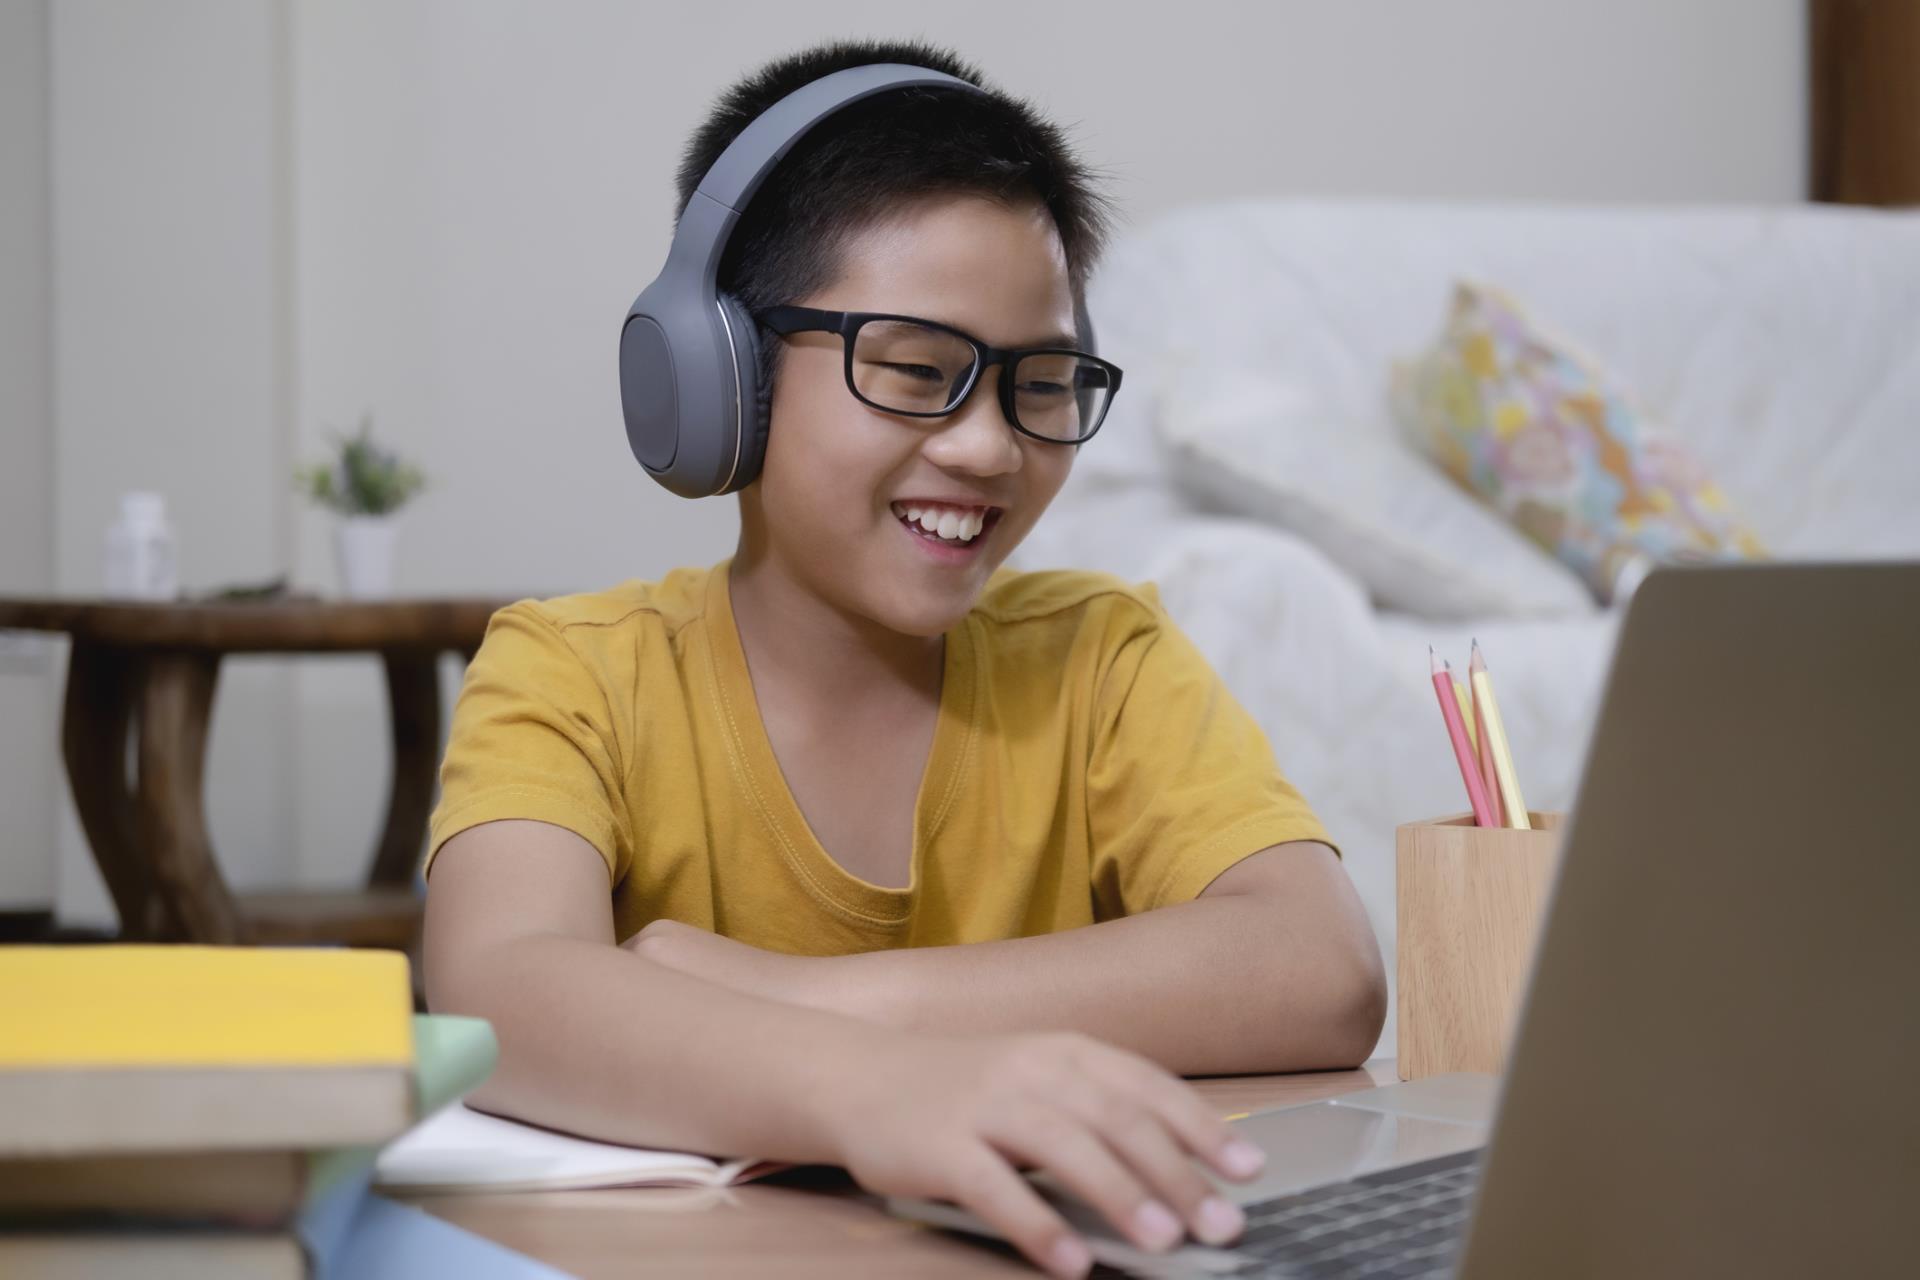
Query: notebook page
374 1103 760 1193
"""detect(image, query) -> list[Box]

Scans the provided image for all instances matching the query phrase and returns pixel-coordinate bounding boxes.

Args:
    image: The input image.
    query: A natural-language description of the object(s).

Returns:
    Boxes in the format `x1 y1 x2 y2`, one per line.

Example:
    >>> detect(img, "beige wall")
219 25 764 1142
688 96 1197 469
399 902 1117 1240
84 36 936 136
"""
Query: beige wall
7 0 1807 922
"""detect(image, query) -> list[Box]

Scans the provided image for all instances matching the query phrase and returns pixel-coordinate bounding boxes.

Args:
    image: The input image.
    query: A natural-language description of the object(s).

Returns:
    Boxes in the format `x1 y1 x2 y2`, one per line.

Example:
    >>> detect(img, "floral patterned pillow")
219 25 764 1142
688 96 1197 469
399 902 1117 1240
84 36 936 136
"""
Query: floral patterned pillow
1391 282 1765 603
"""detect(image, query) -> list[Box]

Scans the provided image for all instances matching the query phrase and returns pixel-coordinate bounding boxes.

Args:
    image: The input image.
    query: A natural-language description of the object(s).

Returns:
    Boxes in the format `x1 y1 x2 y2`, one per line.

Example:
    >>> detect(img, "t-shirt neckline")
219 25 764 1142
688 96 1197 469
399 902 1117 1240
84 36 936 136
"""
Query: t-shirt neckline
703 558 977 929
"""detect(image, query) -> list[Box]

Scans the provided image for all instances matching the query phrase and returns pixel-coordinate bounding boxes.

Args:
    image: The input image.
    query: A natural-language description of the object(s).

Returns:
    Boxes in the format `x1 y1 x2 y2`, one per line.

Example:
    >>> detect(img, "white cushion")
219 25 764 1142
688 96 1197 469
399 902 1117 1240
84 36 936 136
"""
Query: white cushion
1155 363 1595 620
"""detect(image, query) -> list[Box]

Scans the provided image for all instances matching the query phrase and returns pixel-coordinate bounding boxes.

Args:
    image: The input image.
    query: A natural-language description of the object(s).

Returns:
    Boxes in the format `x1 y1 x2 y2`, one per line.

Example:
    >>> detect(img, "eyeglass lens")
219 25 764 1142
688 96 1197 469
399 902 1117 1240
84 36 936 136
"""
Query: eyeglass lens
849 318 1114 442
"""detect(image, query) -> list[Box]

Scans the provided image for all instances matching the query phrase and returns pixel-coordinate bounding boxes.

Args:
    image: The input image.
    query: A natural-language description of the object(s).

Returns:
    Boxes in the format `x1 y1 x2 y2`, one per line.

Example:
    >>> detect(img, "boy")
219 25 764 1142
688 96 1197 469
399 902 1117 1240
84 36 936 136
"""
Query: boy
423 38 1384 1280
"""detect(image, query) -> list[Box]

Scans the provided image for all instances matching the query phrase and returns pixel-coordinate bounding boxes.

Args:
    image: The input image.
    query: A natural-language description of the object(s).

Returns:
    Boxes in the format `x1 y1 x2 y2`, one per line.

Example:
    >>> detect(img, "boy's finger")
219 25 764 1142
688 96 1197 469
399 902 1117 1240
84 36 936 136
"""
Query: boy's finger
1102 1054 1266 1182
946 1145 1092 1279
990 1111 1182 1255
1079 1096 1243 1247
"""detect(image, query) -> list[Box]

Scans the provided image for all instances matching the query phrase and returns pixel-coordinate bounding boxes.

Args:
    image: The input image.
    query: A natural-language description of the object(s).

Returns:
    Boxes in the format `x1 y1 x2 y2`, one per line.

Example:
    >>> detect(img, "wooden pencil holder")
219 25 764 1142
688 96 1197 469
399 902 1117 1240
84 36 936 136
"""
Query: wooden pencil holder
1396 811 1565 1081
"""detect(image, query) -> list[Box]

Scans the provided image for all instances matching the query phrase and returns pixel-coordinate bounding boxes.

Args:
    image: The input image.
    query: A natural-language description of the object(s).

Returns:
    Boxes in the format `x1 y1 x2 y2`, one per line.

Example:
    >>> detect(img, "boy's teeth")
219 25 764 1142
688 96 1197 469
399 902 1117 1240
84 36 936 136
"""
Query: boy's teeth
893 501 989 544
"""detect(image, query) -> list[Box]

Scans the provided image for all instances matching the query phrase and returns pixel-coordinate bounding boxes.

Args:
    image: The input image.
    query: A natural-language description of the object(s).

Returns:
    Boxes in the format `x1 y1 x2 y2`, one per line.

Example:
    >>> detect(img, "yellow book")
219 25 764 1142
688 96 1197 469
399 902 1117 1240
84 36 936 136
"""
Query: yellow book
0 945 415 1157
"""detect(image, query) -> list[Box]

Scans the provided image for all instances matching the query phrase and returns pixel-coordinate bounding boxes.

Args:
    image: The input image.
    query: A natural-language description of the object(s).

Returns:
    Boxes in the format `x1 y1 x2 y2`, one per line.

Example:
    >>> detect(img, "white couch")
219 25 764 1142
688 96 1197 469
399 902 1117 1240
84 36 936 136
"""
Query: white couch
1009 200 1920 1052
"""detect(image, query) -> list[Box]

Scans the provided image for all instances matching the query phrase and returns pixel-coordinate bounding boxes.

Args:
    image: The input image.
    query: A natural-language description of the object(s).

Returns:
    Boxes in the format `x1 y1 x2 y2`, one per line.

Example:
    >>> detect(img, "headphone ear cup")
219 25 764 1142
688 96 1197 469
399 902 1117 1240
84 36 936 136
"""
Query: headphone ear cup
718 292 771 492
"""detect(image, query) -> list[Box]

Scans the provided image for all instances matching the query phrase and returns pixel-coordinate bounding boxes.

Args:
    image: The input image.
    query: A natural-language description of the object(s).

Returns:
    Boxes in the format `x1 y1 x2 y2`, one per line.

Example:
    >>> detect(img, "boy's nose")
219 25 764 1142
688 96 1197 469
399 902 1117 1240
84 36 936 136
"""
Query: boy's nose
925 367 1023 477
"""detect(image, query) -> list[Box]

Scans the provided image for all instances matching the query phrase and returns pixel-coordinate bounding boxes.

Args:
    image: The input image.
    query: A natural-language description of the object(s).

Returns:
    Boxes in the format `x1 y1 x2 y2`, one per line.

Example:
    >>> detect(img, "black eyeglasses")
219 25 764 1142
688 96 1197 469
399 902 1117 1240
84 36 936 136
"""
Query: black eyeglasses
756 306 1123 445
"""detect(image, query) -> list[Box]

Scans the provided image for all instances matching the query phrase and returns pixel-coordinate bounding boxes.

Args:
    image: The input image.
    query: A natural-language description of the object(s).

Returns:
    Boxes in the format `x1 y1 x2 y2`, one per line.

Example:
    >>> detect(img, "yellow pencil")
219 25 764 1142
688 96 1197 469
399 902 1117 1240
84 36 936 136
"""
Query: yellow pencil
1452 677 1478 754
1470 639 1505 827
1469 640 1529 829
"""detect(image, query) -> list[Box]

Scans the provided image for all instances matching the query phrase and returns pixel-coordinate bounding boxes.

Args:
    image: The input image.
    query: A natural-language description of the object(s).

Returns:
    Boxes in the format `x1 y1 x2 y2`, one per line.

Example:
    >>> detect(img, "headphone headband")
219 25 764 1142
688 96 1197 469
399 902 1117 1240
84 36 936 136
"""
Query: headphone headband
697 65 979 213
658 66 984 301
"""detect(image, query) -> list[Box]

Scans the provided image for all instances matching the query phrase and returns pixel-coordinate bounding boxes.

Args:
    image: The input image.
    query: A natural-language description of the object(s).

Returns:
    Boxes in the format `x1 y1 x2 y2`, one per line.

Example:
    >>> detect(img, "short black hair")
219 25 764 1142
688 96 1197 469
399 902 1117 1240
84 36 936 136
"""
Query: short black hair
675 38 1115 374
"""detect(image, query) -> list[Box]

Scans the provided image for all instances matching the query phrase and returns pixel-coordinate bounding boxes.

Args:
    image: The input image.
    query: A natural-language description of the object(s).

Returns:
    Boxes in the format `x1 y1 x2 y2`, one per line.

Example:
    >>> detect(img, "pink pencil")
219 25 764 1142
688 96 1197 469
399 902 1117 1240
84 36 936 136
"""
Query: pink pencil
1431 647 1497 826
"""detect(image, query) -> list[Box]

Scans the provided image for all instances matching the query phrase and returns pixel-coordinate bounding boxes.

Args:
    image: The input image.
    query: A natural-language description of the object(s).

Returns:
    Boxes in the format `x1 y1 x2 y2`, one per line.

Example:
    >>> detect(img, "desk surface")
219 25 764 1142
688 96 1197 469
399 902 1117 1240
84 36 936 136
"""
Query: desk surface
398 1059 1402 1279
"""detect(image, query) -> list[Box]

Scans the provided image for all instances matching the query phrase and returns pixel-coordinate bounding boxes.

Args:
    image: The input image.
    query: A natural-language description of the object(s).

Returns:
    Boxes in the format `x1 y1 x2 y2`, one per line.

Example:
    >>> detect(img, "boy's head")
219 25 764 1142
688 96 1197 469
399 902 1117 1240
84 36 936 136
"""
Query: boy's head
677 39 1116 639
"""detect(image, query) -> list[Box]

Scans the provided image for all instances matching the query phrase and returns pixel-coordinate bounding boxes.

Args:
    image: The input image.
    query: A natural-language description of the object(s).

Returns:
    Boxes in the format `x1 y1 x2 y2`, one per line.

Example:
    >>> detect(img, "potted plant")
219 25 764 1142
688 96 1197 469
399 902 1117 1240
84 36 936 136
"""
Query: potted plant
295 415 426 599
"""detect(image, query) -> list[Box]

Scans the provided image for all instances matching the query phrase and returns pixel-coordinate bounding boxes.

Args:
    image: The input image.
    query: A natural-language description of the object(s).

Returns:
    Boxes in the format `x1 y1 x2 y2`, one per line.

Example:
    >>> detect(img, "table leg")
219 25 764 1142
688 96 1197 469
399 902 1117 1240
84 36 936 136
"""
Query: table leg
136 651 245 943
369 651 441 887
61 642 176 938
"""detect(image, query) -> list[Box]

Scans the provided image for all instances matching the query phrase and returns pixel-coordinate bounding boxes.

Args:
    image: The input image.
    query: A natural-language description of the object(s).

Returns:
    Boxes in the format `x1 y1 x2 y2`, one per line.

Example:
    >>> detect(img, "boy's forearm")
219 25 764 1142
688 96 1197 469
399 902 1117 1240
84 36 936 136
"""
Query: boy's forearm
624 846 1385 1077
825 893 1384 1076
436 932 887 1164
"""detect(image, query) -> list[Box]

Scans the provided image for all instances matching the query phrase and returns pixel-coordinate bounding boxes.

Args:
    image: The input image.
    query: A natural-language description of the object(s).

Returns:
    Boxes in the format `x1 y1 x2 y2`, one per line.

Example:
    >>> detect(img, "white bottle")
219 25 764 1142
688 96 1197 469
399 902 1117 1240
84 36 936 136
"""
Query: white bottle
104 491 179 600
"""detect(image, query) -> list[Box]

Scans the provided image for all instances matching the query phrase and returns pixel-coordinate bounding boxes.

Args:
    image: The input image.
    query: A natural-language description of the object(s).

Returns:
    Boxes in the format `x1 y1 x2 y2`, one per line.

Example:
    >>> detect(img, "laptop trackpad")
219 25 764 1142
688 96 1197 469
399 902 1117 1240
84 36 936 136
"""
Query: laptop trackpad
1207 1099 1487 1205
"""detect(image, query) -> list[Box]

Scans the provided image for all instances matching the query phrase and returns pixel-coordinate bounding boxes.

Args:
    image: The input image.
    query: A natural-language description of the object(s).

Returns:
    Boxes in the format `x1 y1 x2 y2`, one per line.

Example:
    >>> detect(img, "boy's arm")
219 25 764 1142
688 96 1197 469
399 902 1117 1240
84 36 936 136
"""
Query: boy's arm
633 840 1387 1076
425 817 1276 1279
423 817 886 1161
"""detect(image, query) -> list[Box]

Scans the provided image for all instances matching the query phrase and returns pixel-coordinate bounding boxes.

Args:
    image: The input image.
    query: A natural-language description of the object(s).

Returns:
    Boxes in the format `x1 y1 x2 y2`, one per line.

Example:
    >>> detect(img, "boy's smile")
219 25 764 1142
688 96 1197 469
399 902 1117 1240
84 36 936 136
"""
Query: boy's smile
889 500 1004 560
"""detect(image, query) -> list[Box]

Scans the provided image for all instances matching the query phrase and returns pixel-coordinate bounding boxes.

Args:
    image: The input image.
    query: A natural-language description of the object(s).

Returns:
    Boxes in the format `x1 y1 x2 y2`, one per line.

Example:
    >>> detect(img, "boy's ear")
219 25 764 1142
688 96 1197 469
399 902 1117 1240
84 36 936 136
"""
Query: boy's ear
739 317 778 488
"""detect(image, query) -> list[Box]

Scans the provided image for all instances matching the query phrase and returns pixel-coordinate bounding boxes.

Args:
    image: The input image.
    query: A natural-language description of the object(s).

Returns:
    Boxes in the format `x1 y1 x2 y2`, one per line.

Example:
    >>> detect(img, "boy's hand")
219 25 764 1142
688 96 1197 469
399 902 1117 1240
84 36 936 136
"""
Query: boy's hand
823 1029 1265 1279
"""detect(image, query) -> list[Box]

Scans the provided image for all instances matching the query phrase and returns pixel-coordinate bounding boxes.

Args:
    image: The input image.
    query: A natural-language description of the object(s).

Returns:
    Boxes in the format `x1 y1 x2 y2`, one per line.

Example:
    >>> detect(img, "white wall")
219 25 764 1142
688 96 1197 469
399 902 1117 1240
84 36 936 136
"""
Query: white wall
0 0 58 909
9 0 1807 922
44 0 296 922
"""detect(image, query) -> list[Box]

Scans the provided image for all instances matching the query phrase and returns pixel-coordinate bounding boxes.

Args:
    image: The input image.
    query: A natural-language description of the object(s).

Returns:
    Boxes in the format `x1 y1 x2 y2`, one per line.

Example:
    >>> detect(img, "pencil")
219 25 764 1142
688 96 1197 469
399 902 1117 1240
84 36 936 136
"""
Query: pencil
1431 647 1497 826
1469 638 1504 827
1452 676 1479 756
1469 639 1530 829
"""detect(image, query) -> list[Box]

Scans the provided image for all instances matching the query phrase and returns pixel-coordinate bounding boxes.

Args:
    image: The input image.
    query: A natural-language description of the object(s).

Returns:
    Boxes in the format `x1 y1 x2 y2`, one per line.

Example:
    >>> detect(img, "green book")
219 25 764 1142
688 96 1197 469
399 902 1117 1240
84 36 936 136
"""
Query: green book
407 1014 502 1116
305 1014 500 1204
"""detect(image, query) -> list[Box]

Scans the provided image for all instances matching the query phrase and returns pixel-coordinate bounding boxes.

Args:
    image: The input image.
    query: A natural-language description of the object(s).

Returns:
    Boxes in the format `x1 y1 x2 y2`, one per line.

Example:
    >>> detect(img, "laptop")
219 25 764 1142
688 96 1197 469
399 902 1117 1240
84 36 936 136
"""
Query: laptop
889 561 1918 1278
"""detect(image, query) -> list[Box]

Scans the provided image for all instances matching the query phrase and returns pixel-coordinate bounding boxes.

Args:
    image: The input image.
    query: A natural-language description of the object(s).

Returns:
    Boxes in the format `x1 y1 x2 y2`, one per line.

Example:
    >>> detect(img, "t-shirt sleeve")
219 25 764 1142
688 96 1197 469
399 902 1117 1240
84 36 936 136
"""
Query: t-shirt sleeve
1086 586 1336 920
423 602 634 884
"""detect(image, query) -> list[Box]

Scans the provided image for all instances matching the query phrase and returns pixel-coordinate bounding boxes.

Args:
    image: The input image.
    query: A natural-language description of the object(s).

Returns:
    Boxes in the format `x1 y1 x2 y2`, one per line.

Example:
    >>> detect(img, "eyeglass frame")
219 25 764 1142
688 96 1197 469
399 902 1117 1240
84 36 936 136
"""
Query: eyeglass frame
754 305 1124 445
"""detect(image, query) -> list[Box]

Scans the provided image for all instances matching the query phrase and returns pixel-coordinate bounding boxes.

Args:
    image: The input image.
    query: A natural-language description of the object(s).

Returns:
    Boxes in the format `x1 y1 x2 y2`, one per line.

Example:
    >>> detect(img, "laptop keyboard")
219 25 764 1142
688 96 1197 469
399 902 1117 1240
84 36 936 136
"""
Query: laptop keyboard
1215 1147 1482 1279
1090 1148 1483 1279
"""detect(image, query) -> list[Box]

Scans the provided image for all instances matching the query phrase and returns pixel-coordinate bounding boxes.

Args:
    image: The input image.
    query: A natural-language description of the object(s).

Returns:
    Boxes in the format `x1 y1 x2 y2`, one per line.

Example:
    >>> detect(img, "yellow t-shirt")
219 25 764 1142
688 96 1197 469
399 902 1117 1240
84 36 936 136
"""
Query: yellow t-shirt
425 558 1333 951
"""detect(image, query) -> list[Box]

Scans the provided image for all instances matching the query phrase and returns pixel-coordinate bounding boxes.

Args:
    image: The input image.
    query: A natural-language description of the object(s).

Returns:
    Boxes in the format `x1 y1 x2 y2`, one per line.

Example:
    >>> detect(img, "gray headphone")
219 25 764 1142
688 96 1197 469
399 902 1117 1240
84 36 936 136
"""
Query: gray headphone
619 63 1096 498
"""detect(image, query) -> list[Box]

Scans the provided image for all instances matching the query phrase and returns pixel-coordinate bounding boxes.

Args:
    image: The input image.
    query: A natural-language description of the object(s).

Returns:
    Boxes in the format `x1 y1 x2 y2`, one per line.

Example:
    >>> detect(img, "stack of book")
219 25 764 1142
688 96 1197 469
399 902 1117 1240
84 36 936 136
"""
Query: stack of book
0 945 503 1278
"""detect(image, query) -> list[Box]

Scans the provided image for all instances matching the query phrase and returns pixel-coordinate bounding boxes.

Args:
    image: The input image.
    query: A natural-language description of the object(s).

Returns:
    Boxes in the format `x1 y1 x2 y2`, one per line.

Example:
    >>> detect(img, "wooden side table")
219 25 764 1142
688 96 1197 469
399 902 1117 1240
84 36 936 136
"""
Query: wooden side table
0 596 517 950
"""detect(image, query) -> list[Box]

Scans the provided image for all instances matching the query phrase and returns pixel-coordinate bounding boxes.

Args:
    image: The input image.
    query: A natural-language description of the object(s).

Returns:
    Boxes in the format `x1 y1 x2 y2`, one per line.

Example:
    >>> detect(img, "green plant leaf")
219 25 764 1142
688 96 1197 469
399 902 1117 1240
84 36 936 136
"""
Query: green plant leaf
294 414 427 516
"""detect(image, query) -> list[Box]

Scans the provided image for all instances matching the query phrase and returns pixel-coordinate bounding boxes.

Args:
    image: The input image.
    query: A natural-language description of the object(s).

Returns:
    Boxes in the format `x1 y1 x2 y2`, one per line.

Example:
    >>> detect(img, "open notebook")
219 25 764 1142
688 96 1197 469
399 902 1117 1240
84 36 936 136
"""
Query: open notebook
374 1103 786 1194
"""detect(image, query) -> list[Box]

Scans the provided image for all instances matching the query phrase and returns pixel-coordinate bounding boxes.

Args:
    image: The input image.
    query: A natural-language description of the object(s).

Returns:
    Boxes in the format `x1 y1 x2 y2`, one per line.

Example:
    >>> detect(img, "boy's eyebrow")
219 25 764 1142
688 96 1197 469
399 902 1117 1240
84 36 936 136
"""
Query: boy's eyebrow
1027 330 1083 350
929 317 1081 350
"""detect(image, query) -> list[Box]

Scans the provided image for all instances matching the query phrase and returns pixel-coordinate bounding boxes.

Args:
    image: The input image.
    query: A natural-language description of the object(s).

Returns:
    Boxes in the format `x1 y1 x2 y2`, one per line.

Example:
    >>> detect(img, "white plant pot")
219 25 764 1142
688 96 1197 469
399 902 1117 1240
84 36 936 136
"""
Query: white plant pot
334 515 399 599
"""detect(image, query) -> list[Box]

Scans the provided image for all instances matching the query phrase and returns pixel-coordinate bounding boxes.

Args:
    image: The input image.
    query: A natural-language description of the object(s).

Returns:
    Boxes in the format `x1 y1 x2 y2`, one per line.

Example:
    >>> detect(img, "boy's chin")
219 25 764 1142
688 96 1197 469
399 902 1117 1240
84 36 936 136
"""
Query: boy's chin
857 563 996 638
864 587 977 639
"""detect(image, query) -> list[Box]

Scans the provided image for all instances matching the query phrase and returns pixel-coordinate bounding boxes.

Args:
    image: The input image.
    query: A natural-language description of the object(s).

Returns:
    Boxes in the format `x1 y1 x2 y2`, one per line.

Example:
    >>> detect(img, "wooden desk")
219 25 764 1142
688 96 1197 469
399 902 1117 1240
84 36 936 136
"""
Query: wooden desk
398 1059 1402 1279
0 595 512 949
